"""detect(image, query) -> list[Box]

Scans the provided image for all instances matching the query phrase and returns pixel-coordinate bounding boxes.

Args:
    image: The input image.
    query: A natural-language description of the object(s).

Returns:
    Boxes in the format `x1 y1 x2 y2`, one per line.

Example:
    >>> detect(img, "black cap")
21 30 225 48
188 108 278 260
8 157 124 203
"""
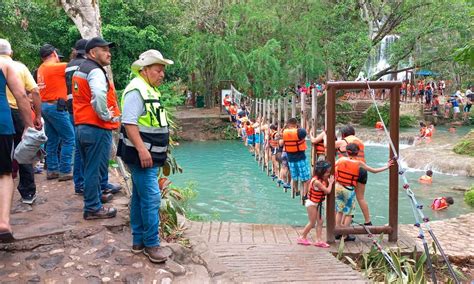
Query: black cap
85 37 115 53
74 39 88 55
39 44 64 59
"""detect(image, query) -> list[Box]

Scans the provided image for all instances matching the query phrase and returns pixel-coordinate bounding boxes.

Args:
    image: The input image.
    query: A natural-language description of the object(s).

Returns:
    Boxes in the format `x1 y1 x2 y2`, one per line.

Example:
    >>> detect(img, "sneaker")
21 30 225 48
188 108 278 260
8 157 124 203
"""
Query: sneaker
58 173 73 181
295 191 301 197
364 221 373 226
34 166 43 174
335 234 342 240
131 244 145 254
22 194 37 205
46 172 59 180
283 183 291 189
101 193 113 203
143 246 168 263
83 206 117 220
102 183 122 194
277 179 283 185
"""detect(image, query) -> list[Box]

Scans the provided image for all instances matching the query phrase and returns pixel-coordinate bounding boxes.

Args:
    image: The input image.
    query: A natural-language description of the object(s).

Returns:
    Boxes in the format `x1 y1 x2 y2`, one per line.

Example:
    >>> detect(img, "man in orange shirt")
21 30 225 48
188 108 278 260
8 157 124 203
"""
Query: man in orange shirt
37 44 75 181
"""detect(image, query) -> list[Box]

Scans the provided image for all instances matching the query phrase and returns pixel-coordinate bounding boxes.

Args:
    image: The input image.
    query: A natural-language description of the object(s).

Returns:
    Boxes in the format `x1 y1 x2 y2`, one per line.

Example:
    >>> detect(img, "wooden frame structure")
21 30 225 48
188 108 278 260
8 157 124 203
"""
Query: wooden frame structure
325 81 401 243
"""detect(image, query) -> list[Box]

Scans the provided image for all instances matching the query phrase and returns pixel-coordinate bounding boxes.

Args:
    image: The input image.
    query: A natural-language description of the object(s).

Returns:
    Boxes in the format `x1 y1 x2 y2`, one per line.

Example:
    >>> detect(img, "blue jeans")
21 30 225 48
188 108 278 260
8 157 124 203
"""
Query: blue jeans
129 164 161 247
69 114 108 192
76 125 111 212
42 102 75 174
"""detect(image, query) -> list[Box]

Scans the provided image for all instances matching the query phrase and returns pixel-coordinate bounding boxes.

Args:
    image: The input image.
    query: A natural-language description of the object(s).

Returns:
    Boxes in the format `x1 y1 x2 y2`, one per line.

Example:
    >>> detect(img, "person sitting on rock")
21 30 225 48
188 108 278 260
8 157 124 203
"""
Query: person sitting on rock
431 196 454 211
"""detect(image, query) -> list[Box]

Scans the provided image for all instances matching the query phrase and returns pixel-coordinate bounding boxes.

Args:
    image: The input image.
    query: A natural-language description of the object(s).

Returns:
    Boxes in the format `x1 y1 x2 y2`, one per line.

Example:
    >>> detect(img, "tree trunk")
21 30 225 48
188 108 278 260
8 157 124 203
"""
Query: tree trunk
60 0 102 38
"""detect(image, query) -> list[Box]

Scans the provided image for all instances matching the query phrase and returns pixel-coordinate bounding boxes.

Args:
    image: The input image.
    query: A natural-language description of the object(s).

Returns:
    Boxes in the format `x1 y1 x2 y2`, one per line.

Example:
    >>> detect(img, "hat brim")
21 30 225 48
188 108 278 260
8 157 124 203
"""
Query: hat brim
131 57 174 71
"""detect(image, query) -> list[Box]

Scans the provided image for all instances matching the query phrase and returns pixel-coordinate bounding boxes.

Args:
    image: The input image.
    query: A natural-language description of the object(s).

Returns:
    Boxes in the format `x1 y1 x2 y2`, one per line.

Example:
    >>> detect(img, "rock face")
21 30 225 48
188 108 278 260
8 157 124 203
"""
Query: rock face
453 130 474 157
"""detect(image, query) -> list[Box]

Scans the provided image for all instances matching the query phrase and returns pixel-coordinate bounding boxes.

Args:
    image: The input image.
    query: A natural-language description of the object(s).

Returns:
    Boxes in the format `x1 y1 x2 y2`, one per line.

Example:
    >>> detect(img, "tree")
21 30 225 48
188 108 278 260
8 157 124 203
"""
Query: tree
60 0 102 38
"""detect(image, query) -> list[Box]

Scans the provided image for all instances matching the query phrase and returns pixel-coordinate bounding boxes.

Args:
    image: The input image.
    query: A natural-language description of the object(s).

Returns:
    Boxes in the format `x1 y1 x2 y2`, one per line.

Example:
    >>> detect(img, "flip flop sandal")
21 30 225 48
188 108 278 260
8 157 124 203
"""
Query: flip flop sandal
0 231 14 243
314 241 330 248
297 237 311 246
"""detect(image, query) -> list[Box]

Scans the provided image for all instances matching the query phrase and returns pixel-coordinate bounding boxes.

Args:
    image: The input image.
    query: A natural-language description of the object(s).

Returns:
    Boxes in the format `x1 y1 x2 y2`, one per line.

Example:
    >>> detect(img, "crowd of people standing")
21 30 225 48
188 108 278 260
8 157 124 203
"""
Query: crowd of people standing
0 38 174 263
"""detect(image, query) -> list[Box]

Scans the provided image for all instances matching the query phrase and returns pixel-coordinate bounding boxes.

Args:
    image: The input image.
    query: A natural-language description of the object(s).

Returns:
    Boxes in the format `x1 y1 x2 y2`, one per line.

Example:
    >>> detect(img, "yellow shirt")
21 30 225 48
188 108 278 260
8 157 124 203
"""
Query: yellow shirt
0 55 38 109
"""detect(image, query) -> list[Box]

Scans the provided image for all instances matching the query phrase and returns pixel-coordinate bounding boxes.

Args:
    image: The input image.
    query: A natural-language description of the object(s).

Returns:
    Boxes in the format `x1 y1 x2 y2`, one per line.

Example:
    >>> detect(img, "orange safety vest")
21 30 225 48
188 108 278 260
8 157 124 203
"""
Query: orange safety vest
245 125 255 135
72 59 120 130
308 177 327 203
229 105 237 115
283 128 307 153
419 175 432 184
315 142 325 154
338 135 365 162
335 157 359 188
269 130 279 148
431 197 448 211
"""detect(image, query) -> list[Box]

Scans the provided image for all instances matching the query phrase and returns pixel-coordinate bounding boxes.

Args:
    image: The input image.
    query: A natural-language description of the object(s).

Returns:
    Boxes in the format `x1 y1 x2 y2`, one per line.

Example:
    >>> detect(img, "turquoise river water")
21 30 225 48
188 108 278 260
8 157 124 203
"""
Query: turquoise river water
171 138 473 226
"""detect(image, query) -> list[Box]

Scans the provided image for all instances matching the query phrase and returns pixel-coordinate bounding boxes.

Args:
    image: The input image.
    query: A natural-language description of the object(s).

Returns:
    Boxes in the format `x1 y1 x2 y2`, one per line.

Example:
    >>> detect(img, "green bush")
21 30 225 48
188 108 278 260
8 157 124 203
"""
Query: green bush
465 187 474 207
453 131 474 156
361 104 416 128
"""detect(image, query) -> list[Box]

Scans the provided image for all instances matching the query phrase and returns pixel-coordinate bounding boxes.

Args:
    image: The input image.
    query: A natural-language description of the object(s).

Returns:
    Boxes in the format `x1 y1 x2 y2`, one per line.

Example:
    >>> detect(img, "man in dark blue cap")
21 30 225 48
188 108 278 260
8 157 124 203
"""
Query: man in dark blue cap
72 37 120 220
66 39 121 200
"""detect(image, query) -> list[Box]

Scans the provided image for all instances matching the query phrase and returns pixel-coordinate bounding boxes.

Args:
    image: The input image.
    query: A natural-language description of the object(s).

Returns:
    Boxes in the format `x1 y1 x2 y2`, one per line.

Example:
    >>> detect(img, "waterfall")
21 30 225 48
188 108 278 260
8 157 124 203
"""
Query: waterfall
365 35 400 80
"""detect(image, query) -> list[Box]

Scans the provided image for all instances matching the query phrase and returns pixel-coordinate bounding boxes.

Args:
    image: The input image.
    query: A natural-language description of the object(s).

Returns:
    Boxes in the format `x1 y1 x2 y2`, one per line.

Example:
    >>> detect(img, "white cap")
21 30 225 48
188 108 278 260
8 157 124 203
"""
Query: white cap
0 39 12 55
131 49 173 72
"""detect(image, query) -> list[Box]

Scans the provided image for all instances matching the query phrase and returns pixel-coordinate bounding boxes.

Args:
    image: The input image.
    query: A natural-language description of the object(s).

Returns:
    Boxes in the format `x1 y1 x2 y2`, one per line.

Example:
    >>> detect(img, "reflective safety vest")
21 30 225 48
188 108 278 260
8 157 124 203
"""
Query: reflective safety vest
335 157 359 188
315 142 325 154
431 197 448 211
283 128 307 153
308 177 327 203
269 130 279 148
338 135 365 162
72 59 120 130
117 76 169 167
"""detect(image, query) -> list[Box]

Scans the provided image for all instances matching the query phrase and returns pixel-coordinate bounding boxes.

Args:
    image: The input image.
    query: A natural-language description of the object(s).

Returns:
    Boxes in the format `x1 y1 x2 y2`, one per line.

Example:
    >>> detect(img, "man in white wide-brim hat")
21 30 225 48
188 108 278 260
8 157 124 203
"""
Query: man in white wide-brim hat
117 49 173 264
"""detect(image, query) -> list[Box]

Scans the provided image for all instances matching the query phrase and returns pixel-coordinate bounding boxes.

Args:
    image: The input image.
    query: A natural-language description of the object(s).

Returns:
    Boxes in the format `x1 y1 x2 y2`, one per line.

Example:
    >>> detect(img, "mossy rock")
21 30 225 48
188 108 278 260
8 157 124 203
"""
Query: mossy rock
464 186 474 207
453 130 474 157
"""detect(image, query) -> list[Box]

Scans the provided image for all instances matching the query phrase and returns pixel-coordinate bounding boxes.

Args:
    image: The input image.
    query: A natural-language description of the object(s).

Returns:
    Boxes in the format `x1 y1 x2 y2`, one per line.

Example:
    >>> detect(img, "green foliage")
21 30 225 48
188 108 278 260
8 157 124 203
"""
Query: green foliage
361 104 416 128
453 130 474 156
203 121 239 140
464 187 474 207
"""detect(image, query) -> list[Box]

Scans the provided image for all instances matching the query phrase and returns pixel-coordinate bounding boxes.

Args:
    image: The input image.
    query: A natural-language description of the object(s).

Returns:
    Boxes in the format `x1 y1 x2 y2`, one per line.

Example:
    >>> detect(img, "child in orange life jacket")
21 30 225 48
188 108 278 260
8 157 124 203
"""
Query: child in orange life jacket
268 124 281 179
245 121 255 153
282 118 310 196
431 196 454 211
297 161 334 247
419 170 433 184
334 143 394 241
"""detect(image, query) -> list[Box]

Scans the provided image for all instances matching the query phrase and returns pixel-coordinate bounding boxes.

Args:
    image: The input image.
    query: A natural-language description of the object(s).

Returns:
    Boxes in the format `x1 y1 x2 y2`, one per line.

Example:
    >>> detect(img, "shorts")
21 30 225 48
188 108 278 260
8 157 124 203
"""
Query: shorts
247 134 255 145
464 104 471 112
358 167 368 185
288 159 310 181
0 135 14 175
419 90 424 96
453 106 460 113
231 115 236 122
433 106 438 112
335 184 356 215
401 90 406 96
254 133 262 144
317 154 326 161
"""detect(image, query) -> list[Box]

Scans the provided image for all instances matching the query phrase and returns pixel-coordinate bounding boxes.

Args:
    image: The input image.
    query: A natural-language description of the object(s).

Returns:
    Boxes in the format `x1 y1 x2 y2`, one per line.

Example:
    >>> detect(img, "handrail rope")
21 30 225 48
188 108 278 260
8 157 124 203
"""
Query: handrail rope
365 80 459 284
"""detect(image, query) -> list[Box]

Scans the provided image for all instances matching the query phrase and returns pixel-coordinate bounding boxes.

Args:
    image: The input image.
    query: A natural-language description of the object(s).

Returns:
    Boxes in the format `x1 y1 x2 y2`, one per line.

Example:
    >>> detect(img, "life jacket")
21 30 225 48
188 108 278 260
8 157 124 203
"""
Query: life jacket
419 127 427 137
229 105 237 115
419 175 432 184
375 121 384 129
282 128 307 153
245 125 255 136
117 76 169 167
431 197 448 211
315 141 325 154
335 157 359 188
308 177 327 203
72 59 120 130
269 130 279 148
338 135 365 162
424 128 432 137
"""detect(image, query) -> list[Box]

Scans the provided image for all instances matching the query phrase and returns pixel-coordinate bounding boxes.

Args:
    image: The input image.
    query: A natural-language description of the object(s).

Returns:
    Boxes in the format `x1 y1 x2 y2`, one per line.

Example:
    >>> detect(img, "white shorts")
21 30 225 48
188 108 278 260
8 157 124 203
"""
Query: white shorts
453 106 460 113
305 199 318 208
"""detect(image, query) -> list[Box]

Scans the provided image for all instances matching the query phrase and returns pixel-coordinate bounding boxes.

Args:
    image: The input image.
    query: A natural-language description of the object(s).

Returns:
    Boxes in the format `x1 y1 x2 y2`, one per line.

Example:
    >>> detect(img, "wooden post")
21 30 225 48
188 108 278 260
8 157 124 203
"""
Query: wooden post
300 92 306 129
389 86 400 242
291 95 296 118
326 86 336 243
283 97 288 126
277 98 282 129
311 88 317 171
